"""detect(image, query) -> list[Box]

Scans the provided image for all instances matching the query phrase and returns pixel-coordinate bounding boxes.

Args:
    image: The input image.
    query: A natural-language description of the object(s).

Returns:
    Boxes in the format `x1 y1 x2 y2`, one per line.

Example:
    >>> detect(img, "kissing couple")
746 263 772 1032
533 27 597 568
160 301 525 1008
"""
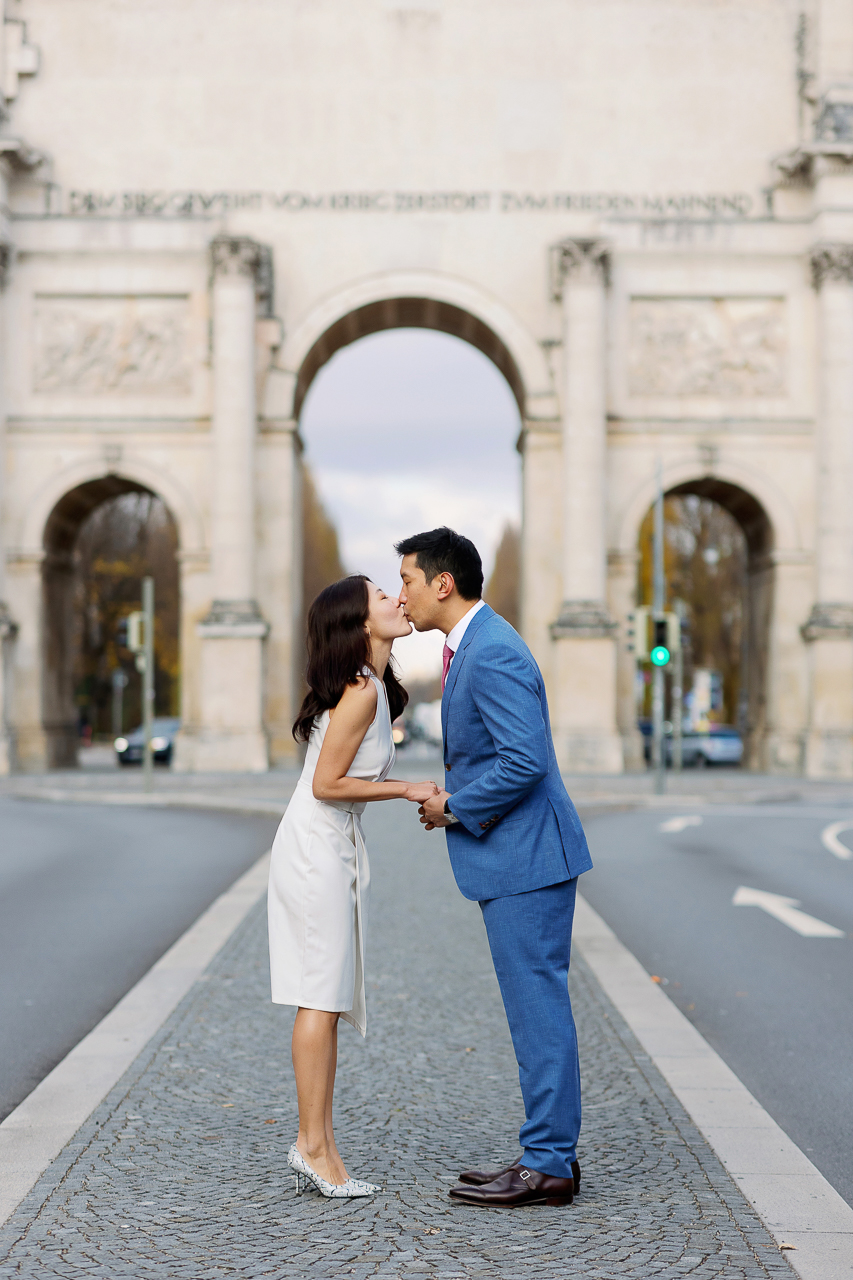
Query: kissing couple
267 526 592 1206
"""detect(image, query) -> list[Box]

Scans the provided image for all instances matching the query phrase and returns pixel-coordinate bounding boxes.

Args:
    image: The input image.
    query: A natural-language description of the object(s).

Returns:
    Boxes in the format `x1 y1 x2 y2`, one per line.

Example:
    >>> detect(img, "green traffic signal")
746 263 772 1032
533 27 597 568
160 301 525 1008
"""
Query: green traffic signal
650 645 670 667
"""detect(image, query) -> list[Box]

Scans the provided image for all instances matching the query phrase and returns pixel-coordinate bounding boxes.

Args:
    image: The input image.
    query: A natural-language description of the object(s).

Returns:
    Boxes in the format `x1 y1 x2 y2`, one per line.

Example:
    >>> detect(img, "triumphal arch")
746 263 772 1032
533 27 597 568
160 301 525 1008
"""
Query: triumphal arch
0 0 852 777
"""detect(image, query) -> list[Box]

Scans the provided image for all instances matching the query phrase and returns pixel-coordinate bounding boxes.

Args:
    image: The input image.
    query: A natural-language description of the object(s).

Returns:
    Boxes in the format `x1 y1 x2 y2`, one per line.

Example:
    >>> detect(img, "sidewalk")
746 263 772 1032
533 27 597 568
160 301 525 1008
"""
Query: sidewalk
0 799 811 1280
3 751 853 816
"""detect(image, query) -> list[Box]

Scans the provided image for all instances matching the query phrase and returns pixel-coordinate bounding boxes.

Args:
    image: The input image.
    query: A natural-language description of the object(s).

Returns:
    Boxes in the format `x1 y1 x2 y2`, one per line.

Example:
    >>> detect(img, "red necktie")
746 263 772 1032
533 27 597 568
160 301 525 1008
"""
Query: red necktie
442 643 454 691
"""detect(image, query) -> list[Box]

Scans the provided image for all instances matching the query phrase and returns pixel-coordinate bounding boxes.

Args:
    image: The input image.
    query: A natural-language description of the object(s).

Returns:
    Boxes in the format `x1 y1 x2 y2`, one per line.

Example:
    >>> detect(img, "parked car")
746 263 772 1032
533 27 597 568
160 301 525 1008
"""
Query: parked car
638 720 743 768
670 725 743 768
114 717 181 766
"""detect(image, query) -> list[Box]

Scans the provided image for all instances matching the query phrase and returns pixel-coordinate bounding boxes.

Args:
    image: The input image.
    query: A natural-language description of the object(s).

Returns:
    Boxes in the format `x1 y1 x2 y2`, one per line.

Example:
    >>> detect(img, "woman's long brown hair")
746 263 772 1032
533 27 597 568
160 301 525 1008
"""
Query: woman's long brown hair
292 574 409 743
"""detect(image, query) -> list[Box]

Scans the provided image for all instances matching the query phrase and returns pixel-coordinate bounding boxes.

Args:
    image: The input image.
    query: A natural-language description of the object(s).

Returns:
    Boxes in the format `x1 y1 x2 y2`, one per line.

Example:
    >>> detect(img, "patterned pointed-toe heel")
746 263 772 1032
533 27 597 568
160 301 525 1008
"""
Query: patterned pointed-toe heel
287 1143 379 1199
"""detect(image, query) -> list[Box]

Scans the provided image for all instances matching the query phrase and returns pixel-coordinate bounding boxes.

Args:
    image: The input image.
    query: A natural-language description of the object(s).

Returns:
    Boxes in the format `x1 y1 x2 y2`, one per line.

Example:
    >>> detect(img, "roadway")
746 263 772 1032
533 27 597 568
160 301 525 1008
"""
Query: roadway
580 802 853 1207
0 797 280 1122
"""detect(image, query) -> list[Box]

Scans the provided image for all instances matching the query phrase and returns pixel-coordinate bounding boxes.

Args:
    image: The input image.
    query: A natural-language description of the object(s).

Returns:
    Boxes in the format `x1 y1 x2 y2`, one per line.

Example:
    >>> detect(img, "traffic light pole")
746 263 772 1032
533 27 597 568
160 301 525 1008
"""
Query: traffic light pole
142 576 155 794
652 462 666 796
672 602 684 772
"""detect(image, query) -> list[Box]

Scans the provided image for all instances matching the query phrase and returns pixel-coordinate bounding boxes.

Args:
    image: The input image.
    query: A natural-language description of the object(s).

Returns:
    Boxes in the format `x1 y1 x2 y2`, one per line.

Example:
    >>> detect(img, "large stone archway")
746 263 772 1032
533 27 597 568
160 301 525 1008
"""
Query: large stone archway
1 0 852 776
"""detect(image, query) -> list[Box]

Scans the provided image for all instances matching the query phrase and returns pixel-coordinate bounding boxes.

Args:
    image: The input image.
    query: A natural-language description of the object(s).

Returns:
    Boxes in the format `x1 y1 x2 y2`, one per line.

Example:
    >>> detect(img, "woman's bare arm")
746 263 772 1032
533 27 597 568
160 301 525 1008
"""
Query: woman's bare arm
312 680 438 804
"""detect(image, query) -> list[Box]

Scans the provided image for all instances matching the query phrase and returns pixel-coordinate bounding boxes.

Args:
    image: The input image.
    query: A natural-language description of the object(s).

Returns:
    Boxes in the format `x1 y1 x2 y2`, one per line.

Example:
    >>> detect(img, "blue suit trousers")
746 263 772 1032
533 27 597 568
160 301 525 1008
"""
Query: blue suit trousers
478 877 581 1179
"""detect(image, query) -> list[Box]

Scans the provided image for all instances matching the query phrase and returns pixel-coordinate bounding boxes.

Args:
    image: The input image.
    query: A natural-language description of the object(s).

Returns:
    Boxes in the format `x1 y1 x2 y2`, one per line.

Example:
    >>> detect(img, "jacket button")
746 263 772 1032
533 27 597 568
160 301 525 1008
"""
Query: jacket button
445 763 451 771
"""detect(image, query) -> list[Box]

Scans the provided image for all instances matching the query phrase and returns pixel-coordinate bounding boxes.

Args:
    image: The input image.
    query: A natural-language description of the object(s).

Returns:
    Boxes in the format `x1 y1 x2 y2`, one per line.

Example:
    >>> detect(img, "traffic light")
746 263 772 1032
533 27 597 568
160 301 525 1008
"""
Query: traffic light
626 606 650 659
650 617 670 667
116 616 129 649
126 610 147 672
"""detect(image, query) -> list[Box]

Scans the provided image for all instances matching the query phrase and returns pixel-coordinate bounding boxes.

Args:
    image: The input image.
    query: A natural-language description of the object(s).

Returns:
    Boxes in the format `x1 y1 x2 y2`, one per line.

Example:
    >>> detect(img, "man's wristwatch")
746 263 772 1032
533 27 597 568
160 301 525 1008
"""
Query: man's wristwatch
443 798 460 825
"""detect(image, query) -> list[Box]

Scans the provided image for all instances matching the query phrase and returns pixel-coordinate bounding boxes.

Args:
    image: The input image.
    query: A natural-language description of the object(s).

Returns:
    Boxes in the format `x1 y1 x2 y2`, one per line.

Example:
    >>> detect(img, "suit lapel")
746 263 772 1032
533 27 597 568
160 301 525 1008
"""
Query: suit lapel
441 604 495 750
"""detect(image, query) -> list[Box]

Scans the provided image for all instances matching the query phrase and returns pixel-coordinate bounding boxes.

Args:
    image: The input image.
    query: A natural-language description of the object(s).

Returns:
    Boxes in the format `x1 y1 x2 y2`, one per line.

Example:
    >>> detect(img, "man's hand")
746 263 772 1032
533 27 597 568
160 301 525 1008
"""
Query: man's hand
419 789 452 831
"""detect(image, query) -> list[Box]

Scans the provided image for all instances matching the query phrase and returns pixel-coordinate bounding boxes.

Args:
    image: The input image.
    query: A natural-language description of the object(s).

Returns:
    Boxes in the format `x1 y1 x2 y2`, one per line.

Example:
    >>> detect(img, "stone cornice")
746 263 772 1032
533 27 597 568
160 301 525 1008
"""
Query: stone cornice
549 238 610 301
801 602 853 641
0 601 18 639
810 243 853 289
550 599 617 640
197 598 269 638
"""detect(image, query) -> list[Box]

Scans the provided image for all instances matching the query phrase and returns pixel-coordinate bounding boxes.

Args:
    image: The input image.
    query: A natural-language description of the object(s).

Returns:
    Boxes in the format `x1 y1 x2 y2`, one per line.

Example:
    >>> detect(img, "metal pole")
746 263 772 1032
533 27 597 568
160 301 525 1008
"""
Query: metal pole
652 460 666 795
111 669 127 739
672 601 684 773
142 575 155 793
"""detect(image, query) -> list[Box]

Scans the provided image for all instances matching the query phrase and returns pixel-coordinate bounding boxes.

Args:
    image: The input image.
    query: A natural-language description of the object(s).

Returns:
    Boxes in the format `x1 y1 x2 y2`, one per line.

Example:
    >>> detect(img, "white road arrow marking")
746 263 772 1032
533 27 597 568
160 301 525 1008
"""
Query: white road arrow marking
660 815 703 834
733 886 844 938
821 820 853 861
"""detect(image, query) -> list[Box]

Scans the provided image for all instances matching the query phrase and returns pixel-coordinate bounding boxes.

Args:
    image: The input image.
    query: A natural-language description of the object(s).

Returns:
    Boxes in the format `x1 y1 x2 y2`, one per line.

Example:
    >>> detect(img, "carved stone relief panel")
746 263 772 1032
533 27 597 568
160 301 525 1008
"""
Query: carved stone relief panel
627 297 786 398
33 296 192 395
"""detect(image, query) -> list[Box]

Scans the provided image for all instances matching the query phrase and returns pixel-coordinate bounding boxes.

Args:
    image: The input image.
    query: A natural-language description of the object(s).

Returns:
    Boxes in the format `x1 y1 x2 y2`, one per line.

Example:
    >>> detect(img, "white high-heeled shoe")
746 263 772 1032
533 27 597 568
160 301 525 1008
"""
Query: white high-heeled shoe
287 1144 380 1198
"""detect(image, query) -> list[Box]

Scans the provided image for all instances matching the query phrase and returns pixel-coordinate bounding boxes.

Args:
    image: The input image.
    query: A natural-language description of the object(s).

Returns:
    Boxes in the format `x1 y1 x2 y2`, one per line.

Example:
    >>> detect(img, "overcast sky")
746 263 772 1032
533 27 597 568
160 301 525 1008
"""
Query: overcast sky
300 329 522 679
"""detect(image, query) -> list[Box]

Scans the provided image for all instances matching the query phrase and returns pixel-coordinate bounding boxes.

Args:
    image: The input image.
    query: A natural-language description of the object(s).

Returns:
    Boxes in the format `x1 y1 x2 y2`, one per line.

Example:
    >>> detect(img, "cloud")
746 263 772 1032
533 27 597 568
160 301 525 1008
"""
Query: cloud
302 329 522 679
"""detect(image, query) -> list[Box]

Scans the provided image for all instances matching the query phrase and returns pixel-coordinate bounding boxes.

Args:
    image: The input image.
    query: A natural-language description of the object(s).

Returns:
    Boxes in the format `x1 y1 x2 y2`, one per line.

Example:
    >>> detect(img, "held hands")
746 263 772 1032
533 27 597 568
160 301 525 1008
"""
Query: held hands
419 788 452 831
404 781 441 804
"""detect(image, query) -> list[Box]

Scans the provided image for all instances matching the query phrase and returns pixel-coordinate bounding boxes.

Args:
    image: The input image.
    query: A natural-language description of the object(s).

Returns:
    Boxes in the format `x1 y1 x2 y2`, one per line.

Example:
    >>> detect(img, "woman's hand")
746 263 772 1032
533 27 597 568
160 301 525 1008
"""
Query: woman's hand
403 781 440 803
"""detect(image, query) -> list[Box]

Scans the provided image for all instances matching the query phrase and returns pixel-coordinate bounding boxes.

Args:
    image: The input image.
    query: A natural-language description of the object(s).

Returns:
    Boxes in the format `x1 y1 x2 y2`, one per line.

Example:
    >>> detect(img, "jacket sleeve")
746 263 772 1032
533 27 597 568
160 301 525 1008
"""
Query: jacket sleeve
446 643 549 838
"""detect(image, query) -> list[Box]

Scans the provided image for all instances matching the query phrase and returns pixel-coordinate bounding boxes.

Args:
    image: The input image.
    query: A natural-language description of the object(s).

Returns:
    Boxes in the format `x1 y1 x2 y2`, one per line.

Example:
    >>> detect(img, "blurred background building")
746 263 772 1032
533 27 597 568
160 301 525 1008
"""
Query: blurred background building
0 0 852 777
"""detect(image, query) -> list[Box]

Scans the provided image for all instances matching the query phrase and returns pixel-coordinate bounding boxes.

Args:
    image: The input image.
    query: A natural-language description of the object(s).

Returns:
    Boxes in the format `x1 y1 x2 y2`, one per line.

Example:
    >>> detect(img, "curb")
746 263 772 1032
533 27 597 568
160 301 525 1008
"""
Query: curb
0 850 271 1228
2 787 290 816
574 893 853 1280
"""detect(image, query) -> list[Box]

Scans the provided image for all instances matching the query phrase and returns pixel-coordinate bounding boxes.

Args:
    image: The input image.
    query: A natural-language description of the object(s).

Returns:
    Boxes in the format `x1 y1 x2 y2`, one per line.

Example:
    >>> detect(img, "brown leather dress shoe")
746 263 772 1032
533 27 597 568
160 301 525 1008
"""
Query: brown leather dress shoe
458 1158 581 1194
448 1165 575 1208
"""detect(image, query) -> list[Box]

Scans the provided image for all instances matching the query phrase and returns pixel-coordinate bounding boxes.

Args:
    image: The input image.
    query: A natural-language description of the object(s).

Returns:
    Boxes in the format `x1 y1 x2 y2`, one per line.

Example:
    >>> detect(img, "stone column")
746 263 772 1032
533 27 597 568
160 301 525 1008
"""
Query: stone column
803 244 853 777
548 239 623 773
0 164 17 774
176 236 269 773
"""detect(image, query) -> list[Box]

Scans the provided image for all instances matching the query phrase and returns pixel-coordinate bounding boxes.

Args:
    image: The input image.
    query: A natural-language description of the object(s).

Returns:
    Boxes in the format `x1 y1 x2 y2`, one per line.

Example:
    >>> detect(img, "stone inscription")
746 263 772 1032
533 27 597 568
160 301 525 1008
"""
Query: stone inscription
33 296 191 396
628 297 786 398
64 189 753 219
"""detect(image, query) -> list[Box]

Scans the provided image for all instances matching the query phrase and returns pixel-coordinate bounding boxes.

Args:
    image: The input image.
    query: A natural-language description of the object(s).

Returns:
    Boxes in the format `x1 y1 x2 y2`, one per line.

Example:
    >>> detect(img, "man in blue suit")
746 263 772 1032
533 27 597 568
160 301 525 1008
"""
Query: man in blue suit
396 527 592 1209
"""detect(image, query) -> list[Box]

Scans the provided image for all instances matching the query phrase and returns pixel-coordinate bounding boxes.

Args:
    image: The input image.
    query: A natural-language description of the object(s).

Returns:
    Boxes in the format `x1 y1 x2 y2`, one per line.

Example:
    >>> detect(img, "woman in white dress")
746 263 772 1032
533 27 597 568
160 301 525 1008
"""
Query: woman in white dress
268 574 438 1199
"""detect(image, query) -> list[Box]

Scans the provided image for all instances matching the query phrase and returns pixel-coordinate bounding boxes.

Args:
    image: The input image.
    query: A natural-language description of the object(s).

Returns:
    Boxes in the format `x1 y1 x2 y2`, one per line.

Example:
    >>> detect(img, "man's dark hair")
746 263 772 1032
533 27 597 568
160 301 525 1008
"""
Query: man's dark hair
394 527 483 601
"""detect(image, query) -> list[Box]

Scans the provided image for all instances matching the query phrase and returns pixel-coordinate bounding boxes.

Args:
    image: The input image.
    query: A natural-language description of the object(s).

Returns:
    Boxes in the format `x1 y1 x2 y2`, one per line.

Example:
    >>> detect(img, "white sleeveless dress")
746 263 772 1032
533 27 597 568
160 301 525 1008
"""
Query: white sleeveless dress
267 672 395 1037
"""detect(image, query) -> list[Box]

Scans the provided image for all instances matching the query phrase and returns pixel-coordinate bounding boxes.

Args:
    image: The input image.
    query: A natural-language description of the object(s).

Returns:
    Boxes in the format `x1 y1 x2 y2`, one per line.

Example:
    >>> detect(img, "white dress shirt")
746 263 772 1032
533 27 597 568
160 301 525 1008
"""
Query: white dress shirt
445 598 486 666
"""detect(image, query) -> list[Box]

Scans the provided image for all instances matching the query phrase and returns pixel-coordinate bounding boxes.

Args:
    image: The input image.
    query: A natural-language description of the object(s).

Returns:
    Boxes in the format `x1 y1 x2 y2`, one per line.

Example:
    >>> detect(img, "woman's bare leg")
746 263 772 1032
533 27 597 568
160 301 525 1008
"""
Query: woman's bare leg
292 1008 348 1184
324 1019 344 1168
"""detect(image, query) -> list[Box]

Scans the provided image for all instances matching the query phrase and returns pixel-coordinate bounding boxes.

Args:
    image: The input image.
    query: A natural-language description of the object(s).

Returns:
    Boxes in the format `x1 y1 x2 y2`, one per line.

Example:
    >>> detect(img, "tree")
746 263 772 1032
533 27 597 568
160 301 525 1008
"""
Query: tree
302 465 347 615
485 523 520 631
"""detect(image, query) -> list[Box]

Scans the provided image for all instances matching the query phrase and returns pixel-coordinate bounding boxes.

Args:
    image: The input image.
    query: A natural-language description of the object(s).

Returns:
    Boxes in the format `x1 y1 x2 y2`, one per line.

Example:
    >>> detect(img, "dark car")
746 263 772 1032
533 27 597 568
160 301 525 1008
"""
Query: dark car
114 717 181 766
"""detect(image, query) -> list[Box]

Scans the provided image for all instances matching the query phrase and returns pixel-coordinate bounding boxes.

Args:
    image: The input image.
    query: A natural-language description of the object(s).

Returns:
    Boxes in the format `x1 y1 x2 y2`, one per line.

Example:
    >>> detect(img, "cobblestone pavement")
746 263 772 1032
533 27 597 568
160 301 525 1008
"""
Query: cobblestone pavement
0 802 794 1280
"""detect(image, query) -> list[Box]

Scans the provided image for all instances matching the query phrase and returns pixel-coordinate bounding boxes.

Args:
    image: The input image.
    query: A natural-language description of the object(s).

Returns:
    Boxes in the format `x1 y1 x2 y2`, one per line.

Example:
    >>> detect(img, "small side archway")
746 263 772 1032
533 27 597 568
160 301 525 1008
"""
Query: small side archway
41 475 180 767
633 475 775 767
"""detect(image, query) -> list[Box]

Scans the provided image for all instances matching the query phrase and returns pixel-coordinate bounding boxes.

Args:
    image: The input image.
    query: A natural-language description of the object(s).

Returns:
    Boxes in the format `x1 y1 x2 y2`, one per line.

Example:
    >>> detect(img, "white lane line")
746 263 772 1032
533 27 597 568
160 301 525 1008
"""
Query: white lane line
574 894 853 1280
733 886 845 938
659 815 703 833
0 850 271 1228
821 820 853 861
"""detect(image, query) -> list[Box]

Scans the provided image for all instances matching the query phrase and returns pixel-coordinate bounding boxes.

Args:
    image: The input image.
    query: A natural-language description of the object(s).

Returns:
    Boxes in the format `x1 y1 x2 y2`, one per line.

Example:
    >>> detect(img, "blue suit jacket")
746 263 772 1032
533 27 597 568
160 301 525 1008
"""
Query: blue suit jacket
441 604 592 902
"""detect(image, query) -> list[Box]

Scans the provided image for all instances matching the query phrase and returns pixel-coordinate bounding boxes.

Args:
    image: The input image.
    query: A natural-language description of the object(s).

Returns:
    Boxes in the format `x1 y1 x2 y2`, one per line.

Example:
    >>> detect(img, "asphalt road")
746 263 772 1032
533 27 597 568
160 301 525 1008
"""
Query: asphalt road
0 798 280 1122
580 803 853 1207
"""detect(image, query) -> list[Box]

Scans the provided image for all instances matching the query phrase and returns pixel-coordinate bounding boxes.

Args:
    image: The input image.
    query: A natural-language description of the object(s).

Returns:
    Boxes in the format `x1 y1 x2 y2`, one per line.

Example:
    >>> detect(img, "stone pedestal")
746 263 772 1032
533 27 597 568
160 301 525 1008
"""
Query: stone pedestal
174 236 270 773
802 245 853 777
550 604 623 773
548 240 623 773
803 605 853 777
